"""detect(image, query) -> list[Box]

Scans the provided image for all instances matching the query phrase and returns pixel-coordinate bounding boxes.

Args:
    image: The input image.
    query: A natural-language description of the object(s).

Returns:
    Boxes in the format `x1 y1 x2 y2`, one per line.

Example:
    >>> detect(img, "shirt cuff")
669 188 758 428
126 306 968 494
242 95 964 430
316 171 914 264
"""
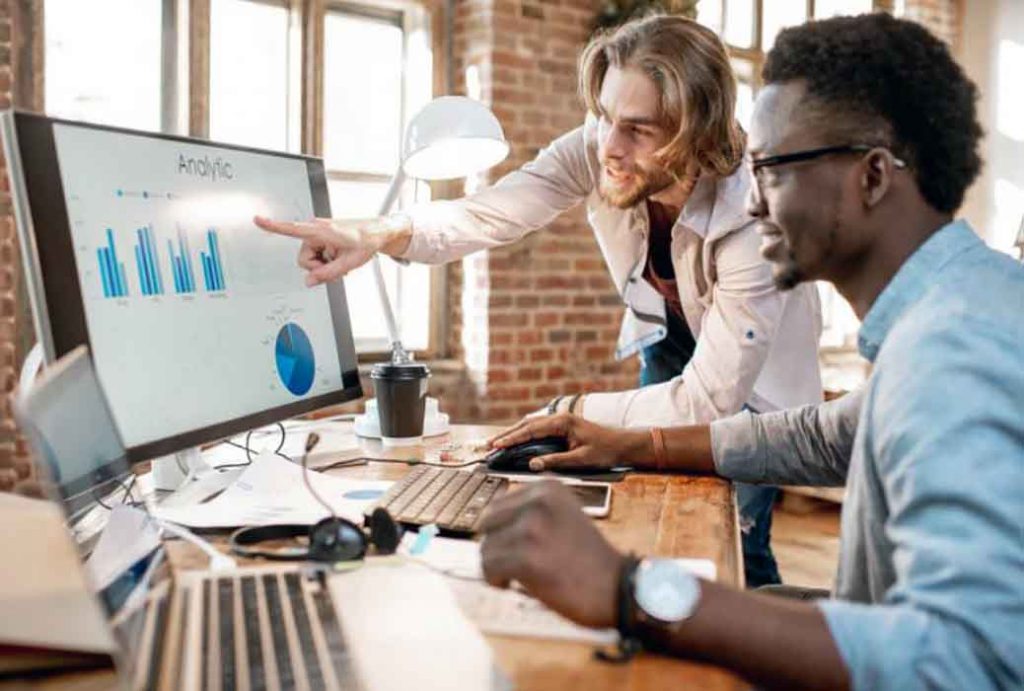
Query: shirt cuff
397 204 437 264
709 410 766 483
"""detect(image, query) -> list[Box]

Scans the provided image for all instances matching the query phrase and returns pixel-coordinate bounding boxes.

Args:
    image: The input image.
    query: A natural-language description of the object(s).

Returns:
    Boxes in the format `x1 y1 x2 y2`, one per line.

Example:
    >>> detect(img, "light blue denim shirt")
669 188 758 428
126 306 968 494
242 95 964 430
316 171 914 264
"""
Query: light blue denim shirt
712 220 1023 689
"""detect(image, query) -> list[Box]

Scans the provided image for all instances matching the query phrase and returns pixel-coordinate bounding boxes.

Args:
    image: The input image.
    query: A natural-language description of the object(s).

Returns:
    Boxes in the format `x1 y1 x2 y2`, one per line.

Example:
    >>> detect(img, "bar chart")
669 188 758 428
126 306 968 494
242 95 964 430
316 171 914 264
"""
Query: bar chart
94 225 231 299
134 225 165 296
96 228 129 298
167 230 197 295
200 229 227 292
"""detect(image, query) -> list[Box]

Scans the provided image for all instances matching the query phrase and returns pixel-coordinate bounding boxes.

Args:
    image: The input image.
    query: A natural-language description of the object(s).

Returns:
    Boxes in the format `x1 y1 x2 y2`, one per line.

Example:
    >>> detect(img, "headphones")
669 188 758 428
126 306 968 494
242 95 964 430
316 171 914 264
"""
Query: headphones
229 507 402 563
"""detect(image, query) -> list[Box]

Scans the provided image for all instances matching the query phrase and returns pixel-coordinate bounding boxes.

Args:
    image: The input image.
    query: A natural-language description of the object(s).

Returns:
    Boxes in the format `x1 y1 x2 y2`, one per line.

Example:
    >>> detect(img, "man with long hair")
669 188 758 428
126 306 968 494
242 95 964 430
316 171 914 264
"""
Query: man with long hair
256 15 823 586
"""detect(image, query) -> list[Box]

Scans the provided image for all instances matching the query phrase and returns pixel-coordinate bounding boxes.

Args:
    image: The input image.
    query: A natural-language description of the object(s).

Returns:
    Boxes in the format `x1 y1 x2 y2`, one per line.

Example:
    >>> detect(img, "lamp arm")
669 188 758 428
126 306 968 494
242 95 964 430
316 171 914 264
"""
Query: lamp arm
375 169 412 364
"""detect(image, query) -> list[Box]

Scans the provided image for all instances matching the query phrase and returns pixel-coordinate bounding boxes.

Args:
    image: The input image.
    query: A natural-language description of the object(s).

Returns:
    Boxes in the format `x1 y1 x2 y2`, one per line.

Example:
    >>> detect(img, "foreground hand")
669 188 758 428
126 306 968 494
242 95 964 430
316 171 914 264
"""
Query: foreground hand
253 215 407 286
488 413 644 472
479 481 622 628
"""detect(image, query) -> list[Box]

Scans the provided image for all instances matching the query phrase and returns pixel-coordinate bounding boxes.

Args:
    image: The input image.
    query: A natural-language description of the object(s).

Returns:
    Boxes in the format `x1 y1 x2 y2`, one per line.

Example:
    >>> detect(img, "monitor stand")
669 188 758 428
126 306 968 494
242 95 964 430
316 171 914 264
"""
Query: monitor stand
152 447 243 508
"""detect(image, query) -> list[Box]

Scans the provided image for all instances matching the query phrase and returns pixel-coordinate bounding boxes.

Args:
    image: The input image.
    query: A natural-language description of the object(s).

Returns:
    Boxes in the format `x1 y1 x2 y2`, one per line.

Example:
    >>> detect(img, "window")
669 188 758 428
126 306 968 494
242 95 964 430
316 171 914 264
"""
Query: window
44 0 438 355
44 0 164 131
321 4 434 353
209 0 297 151
699 0 882 349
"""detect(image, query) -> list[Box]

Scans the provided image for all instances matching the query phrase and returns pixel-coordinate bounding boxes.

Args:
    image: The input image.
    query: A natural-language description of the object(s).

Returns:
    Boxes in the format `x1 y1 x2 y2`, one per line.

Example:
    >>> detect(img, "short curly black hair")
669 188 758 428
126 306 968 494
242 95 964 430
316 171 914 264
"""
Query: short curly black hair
762 12 982 213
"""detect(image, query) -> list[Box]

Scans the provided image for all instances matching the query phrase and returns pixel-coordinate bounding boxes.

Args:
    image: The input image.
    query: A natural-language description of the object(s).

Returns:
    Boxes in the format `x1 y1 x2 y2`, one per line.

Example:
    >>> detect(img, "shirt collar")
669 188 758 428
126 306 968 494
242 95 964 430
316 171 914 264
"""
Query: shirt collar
677 165 751 238
857 220 979 361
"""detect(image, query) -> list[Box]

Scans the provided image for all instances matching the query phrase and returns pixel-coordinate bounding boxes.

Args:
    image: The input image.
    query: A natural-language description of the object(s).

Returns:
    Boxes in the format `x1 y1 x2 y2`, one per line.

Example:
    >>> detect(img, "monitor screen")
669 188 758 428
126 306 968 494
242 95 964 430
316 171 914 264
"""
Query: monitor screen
4 112 362 461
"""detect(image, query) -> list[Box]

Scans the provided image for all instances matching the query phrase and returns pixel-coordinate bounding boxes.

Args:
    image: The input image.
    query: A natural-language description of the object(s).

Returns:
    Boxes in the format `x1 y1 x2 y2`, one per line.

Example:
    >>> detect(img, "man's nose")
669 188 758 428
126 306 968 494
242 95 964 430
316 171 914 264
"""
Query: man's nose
600 123 628 160
746 174 767 218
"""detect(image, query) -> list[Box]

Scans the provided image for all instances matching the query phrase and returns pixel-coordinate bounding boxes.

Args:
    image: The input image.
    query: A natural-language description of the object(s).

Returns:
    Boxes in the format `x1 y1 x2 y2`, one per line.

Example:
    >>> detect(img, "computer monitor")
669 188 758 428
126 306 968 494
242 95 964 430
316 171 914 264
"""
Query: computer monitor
2 111 362 463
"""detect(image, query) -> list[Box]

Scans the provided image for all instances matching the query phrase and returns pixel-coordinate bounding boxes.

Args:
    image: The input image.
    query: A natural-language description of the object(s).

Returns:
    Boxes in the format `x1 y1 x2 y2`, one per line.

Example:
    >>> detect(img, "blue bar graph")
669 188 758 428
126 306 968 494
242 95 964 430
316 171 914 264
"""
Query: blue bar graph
96 228 128 298
167 231 196 295
134 225 165 296
200 229 226 292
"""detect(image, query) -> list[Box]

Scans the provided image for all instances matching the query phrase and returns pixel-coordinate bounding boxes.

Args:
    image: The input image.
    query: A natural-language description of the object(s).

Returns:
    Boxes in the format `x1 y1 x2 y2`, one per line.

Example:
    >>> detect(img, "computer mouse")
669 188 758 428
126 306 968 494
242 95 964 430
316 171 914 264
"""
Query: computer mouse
485 436 570 473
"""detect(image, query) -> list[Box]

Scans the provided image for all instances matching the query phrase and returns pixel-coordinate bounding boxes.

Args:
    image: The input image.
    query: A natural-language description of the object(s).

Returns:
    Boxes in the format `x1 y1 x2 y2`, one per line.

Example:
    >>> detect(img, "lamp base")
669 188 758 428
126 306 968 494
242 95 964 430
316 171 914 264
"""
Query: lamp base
354 396 450 440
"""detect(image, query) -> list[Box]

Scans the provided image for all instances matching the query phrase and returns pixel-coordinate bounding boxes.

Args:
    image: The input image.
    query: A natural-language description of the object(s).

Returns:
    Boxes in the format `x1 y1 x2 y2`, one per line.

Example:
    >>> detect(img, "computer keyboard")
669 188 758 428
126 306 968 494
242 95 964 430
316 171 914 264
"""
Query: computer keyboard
365 466 508 536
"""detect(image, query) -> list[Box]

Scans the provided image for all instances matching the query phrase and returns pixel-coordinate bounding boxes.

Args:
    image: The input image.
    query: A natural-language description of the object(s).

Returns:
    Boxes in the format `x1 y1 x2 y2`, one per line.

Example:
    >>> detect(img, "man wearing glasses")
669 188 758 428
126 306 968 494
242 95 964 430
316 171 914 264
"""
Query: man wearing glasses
257 15 824 587
479 13 1023 690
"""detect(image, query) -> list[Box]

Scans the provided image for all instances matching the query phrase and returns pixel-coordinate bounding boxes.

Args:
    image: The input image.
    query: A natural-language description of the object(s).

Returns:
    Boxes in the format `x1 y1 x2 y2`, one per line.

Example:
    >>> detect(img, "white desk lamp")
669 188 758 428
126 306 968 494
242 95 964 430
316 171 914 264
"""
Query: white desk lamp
355 96 509 439
370 95 509 363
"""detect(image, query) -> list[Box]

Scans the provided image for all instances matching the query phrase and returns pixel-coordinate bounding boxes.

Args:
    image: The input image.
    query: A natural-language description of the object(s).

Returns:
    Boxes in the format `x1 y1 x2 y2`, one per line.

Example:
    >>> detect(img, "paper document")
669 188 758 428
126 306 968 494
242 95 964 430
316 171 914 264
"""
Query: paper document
153 451 393 528
405 534 718 645
85 505 162 592
399 531 483 580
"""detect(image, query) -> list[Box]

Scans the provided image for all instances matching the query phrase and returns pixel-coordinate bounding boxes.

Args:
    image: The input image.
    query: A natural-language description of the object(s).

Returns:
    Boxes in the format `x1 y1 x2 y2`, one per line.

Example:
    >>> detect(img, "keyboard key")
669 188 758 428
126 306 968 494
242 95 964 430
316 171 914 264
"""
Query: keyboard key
285 573 326 691
218 578 236 691
262 574 295 690
240 576 265 691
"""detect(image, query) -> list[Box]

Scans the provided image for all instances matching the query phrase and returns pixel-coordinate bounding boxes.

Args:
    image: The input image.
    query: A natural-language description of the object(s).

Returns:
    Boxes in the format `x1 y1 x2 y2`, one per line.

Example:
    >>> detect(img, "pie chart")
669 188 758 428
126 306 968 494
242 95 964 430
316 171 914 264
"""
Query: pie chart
275 323 316 395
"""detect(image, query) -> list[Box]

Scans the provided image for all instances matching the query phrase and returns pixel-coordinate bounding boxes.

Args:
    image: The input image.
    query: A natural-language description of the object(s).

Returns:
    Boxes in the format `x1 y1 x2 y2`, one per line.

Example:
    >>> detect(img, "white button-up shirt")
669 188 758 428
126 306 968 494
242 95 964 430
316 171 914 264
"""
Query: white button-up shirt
402 117 823 426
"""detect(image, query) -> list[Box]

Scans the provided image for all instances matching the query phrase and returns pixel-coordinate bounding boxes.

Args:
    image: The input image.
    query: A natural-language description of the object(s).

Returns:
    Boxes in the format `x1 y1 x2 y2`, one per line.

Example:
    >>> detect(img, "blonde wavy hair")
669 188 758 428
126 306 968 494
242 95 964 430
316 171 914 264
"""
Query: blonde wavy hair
579 14 745 179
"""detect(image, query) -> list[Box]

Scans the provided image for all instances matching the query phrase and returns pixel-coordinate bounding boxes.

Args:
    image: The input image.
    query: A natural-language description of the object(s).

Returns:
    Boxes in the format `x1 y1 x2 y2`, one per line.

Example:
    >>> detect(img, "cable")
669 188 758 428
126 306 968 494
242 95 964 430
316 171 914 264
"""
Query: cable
91 475 138 510
314 457 484 472
215 422 289 470
213 421 486 473
300 432 337 520
156 518 236 571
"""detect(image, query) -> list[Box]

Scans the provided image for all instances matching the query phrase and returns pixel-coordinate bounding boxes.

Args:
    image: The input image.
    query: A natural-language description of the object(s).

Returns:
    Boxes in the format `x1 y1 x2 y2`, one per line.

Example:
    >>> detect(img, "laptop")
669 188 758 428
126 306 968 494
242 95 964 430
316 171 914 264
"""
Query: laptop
14 346 502 691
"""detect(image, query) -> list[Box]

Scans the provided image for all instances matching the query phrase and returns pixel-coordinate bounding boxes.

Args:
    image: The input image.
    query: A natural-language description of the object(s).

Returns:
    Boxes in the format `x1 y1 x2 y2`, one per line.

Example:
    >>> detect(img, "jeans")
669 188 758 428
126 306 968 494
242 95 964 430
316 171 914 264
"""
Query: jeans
639 310 782 587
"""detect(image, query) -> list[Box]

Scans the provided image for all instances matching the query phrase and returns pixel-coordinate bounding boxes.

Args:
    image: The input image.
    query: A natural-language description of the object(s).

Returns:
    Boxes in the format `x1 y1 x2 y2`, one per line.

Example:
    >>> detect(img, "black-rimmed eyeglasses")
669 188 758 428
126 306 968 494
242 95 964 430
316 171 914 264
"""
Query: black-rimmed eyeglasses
748 144 908 173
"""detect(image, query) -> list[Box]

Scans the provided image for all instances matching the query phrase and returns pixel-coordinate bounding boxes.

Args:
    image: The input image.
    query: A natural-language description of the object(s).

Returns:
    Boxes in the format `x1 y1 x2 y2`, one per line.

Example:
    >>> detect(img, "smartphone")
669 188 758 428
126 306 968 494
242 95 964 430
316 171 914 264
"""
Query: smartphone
569 482 612 518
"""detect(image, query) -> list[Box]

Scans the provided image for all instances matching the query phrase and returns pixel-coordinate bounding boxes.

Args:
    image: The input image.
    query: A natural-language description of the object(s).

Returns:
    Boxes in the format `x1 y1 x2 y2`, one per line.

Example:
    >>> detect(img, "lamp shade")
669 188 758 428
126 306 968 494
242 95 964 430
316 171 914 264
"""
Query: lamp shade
402 96 509 181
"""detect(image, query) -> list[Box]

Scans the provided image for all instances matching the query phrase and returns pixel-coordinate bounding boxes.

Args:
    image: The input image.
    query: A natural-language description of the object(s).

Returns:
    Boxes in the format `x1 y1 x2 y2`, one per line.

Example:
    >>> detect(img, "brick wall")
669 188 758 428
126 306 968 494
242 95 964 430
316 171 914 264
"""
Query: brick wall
444 0 639 424
0 0 23 490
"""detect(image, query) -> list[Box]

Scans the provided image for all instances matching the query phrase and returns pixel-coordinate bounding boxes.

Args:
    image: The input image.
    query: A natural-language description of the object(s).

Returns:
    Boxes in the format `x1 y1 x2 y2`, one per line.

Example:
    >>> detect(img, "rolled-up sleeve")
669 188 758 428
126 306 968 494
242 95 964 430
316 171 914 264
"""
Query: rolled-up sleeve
710 389 862 486
818 321 1024 690
401 126 593 264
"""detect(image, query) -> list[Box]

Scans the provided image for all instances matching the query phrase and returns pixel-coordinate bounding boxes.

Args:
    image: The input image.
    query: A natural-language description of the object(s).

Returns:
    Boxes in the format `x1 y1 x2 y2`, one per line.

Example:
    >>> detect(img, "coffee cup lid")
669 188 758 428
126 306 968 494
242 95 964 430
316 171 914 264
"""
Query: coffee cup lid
370 362 431 380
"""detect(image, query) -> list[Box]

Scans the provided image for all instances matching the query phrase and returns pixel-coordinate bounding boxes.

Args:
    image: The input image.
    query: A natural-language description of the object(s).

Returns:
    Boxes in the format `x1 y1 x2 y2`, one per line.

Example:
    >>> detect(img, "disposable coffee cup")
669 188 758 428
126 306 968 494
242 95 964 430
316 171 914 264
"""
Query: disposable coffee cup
371 362 430 446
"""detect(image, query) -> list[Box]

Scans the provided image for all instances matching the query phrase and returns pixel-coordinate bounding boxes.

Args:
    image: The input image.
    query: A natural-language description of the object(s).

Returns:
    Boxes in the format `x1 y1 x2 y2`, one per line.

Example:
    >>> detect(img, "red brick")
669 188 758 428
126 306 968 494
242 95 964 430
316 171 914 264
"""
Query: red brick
534 312 561 327
530 348 555 363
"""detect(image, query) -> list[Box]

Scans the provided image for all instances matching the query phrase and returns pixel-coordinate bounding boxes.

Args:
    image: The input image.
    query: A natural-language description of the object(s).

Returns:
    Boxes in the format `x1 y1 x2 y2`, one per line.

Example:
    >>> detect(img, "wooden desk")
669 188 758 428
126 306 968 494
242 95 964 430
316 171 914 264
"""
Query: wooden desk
19 424 747 691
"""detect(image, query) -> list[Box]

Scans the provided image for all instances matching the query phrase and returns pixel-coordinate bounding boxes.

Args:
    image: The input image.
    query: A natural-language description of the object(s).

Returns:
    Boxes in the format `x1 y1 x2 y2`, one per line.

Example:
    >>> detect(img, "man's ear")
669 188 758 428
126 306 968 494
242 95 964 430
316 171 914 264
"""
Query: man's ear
861 149 894 208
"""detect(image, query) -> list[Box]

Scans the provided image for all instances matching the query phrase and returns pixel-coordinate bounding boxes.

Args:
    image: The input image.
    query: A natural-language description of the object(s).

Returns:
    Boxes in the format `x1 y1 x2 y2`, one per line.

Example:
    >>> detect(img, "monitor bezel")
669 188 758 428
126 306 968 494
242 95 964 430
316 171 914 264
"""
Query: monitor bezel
4 110 363 463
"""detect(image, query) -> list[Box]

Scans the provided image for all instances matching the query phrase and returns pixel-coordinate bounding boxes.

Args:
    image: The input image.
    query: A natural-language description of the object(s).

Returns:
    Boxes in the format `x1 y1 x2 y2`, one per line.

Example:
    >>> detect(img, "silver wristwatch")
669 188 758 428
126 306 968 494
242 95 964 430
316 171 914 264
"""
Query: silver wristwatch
633 558 701 624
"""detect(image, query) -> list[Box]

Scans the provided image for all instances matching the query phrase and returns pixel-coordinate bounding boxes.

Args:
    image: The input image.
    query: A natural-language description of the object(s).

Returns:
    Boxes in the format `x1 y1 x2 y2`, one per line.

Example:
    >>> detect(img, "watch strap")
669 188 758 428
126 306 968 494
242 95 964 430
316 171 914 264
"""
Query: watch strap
595 552 642 664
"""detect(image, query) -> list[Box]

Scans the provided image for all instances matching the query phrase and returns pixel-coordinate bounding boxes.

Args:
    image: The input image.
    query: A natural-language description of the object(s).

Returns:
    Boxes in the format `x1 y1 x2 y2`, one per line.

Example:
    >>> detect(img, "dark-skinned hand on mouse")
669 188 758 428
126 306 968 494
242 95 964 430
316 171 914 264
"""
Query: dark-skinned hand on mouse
486 413 649 473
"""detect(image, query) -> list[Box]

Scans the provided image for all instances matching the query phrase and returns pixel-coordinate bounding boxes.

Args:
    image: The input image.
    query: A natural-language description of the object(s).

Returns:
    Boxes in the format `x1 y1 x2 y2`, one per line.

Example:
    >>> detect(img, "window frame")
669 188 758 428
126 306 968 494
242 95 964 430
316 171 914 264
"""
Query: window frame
41 0 448 358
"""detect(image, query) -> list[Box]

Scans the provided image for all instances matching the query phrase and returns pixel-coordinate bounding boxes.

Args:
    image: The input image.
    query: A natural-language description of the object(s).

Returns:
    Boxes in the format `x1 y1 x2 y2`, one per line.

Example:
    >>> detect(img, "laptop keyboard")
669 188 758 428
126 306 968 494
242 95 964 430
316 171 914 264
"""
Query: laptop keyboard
129 569 359 691
366 466 509 536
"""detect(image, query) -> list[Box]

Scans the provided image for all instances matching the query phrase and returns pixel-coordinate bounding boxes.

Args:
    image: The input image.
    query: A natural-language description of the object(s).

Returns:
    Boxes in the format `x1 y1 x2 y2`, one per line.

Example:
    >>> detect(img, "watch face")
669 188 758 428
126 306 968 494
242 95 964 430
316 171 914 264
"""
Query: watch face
635 559 700 623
